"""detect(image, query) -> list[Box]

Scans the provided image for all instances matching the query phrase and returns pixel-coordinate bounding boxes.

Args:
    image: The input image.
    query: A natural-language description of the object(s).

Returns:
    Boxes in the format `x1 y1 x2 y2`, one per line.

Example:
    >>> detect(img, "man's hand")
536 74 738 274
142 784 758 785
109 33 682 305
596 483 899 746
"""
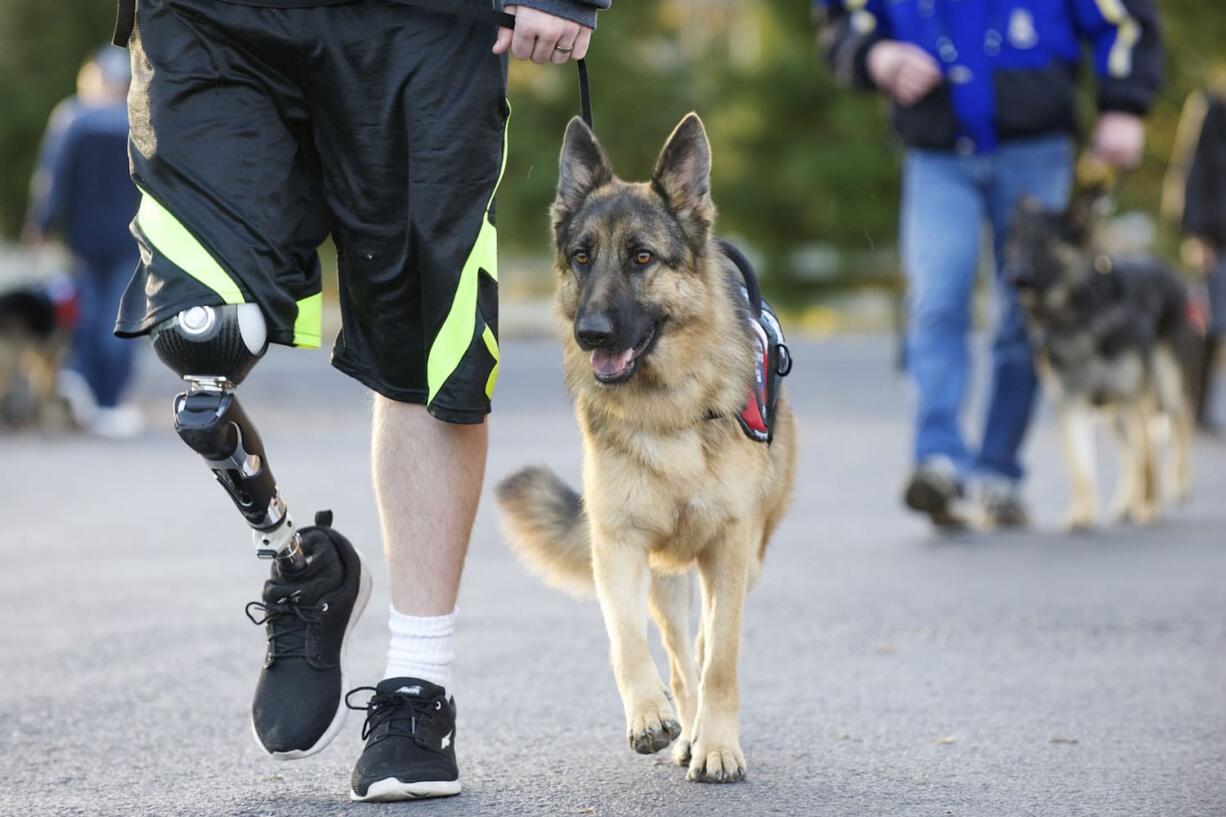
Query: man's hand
866 41 942 107
1093 112 1146 170
1182 236 1219 275
493 5 592 65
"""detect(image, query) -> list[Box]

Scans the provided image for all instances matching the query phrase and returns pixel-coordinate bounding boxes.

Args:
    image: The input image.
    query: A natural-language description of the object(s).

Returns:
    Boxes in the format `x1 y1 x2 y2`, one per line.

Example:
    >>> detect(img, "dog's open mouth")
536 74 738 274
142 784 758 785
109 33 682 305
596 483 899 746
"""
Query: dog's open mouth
590 324 657 384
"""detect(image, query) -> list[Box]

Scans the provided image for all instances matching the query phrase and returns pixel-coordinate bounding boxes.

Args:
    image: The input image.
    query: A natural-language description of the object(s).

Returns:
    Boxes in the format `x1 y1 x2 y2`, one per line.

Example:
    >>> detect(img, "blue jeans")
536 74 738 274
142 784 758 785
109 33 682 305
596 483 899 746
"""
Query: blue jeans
70 253 140 408
901 135 1073 481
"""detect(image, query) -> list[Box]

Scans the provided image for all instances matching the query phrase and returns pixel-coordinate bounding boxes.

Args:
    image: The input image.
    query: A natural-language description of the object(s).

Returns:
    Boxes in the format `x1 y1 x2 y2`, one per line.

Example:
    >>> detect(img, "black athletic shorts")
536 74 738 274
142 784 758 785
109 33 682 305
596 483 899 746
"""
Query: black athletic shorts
117 0 509 423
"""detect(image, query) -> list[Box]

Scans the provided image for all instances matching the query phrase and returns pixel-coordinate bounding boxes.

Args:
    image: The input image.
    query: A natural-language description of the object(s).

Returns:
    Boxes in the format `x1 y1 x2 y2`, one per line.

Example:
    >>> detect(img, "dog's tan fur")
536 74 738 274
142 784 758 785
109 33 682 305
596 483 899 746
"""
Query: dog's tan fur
1007 201 1195 531
1044 348 1192 531
497 114 796 783
0 325 69 430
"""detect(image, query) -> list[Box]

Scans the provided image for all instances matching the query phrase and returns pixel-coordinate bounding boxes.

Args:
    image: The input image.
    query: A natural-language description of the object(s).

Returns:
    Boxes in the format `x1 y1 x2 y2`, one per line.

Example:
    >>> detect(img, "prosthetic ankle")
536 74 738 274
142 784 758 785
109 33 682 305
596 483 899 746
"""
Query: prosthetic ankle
151 304 307 571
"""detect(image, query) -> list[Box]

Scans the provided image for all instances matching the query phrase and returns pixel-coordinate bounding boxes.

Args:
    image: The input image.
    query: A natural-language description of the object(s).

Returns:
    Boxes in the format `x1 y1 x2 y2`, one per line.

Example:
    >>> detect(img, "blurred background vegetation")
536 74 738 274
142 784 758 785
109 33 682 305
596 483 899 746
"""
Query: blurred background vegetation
2 0 1225 304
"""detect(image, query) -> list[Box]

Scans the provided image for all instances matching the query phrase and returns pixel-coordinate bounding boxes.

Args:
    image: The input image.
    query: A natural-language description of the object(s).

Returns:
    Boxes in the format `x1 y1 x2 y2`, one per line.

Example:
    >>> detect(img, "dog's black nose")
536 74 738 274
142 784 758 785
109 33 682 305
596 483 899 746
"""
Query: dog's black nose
575 313 614 349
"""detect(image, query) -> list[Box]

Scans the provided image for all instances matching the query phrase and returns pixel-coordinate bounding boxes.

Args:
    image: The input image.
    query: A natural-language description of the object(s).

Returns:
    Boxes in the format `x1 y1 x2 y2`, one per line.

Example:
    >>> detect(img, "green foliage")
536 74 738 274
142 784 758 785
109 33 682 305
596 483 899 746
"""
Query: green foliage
0 0 116 235
499 0 900 284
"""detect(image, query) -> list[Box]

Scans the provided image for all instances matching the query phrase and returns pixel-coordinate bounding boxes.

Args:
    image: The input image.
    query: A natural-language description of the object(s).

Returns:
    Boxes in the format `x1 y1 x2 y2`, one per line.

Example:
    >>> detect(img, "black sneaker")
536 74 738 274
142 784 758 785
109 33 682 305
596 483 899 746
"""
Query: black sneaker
903 457 968 529
245 510 371 759
347 678 461 801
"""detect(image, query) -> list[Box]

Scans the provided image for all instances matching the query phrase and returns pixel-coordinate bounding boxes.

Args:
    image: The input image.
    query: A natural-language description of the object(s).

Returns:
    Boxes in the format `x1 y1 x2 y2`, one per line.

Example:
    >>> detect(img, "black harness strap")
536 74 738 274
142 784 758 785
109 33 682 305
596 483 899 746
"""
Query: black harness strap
718 239 761 320
706 241 793 442
113 0 594 129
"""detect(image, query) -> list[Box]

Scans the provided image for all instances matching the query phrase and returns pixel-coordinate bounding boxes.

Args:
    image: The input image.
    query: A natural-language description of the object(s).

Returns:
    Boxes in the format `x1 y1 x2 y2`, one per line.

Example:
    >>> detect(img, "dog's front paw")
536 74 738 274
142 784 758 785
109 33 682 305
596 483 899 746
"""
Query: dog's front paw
671 735 692 767
626 701 681 755
685 738 746 783
1128 502 1159 527
1062 505 1097 532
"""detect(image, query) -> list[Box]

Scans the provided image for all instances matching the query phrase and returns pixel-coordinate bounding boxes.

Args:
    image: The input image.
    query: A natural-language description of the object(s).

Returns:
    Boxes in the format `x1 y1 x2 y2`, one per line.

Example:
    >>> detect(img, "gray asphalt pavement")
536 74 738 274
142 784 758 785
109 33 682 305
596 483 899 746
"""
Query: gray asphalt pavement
2 335 1224 817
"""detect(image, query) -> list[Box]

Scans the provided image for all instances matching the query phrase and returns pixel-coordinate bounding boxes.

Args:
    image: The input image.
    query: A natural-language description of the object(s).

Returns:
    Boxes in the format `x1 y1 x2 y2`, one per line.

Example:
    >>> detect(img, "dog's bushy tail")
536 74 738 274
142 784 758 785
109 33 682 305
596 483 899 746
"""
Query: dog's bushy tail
495 466 594 598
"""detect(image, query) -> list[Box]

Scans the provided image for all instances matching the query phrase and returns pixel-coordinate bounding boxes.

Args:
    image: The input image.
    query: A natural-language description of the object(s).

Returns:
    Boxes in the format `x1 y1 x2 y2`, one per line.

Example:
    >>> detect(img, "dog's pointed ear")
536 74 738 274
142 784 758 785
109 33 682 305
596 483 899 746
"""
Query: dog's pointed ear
556 116 613 215
651 113 714 242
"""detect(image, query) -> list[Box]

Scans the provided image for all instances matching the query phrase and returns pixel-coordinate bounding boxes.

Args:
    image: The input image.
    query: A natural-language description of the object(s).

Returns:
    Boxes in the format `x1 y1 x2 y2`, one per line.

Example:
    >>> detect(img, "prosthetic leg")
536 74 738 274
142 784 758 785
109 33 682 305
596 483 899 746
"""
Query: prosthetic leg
152 304 307 571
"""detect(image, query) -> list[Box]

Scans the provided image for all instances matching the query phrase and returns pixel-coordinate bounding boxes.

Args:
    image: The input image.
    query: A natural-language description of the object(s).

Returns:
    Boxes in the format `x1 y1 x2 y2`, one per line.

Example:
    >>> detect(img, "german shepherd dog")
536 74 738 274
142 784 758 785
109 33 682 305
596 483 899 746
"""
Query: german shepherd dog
496 114 797 783
1006 198 1195 530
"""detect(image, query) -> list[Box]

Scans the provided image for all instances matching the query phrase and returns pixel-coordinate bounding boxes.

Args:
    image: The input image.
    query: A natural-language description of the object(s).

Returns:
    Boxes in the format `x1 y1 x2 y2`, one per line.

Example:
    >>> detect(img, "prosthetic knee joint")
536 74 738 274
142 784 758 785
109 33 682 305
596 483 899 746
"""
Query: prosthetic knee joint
152 304 306 571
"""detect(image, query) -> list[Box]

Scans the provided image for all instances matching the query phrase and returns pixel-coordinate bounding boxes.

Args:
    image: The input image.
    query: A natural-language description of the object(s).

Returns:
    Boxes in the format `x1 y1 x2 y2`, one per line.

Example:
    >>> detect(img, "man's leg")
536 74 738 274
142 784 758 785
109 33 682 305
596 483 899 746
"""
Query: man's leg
979 136 1074 482
75 254 145 438
91 255 140 410
298 0 506 799
117 0 364 760
66 257 105 417
900 149 985 525
372 398 487 688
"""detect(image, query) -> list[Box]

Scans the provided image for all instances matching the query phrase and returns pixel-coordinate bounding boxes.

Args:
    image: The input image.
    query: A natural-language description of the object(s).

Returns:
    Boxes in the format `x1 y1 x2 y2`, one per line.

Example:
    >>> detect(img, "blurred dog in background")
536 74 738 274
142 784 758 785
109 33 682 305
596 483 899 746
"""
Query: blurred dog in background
0 280 75 428
1006 195 1196 530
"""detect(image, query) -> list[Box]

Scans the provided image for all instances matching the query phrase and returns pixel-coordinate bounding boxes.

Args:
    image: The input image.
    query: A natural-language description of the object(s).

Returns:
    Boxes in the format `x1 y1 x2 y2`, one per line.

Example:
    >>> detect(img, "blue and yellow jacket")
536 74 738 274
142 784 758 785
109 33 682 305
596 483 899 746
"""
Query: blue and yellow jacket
816 0 1163 153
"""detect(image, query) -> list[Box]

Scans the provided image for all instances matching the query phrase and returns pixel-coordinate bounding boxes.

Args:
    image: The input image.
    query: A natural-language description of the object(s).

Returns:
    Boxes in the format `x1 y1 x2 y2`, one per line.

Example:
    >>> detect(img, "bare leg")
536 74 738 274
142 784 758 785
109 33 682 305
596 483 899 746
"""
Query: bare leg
649 572 700 766
372 398 487 616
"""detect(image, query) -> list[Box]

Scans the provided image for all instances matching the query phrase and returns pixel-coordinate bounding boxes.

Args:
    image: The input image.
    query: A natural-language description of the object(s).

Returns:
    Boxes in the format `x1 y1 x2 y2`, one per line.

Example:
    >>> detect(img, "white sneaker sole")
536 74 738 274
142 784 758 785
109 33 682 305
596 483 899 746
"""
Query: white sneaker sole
253 548 374 761
351 778 462 802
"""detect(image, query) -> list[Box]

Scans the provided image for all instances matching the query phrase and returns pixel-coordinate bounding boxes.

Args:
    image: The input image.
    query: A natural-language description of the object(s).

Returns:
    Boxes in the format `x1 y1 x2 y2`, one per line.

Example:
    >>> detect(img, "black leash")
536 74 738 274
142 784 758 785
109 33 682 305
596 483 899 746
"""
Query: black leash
113 0 593 130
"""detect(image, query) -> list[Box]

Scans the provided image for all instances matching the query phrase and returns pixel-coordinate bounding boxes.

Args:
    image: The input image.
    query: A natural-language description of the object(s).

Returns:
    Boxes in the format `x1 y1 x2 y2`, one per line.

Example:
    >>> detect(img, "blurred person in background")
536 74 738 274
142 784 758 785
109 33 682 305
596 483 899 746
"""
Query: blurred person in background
816 0 1162 530
1165 71 1226 433
25 46 142 439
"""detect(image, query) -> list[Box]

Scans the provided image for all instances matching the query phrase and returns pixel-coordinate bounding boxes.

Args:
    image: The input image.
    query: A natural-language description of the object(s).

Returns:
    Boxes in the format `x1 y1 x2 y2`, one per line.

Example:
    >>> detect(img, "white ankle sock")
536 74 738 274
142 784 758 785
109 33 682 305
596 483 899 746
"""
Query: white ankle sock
384 606 455 691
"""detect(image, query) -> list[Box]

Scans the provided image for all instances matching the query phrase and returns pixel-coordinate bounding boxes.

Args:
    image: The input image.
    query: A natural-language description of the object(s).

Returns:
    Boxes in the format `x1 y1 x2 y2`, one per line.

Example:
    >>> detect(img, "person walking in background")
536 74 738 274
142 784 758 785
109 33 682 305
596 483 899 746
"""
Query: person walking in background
816 0 1162 529
25 46 142 439
1164 73 1226 433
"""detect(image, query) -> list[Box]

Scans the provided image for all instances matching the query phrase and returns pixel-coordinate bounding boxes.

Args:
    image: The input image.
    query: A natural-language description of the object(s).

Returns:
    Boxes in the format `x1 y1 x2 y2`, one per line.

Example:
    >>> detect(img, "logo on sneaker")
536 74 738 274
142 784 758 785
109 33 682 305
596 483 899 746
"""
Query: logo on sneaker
396 685 423 696
441 730 452 750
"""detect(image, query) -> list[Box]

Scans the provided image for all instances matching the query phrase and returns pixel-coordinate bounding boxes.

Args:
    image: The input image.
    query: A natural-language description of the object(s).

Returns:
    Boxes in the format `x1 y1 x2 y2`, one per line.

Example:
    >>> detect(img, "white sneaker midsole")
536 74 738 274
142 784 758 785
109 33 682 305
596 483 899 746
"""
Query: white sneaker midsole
351 778 462 802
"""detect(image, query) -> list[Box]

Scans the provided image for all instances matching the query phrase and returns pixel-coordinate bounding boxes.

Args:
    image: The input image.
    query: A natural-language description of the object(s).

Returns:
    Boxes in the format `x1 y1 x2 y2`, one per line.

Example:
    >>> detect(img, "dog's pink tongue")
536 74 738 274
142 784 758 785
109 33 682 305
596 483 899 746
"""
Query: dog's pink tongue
591 348 634 379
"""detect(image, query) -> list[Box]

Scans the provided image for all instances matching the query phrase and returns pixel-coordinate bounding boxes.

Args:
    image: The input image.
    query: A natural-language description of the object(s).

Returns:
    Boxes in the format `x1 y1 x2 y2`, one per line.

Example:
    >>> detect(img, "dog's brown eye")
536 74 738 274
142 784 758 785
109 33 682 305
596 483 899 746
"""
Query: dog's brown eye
573 251 590 266
634 251 653 266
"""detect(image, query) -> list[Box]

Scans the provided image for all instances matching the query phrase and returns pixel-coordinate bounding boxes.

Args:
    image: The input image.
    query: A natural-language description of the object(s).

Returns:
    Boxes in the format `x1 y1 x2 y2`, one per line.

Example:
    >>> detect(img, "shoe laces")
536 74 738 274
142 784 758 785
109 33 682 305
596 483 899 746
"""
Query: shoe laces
345 687 445 744
245 590 329 661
